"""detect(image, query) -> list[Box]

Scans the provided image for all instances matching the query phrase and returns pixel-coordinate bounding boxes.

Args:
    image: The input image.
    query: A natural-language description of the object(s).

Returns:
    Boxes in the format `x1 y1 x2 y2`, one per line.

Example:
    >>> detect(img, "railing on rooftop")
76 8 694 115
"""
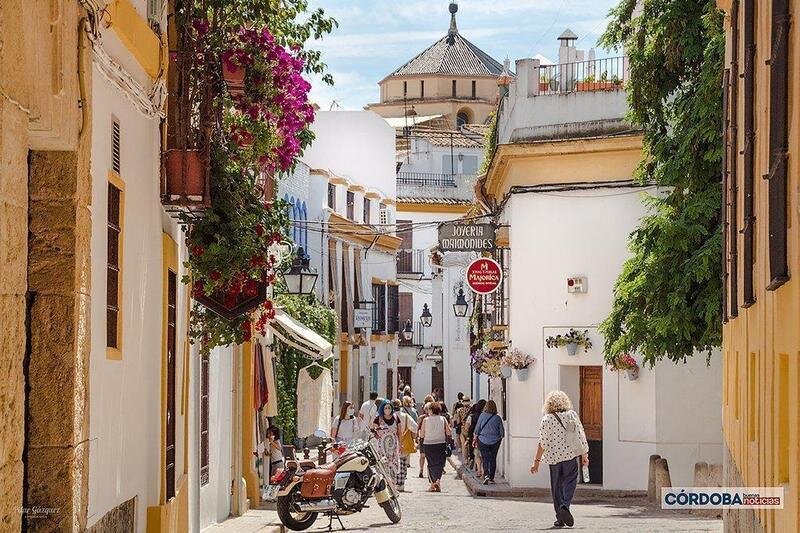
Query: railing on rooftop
397 172 474 187
537 56 628 96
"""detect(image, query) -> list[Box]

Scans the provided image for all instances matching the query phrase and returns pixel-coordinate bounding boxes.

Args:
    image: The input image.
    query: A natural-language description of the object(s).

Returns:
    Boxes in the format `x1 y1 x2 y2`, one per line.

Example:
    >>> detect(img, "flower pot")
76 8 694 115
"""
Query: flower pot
164 149 207 202
223 62 246 94
500 365 512 379
626 367 640 381
516 367 530 381
565 343 578 356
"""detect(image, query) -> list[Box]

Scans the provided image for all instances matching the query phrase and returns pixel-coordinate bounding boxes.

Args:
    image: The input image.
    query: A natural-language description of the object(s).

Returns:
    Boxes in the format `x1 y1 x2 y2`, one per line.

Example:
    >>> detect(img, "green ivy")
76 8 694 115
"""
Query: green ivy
272 292 336 444
599 0 724 366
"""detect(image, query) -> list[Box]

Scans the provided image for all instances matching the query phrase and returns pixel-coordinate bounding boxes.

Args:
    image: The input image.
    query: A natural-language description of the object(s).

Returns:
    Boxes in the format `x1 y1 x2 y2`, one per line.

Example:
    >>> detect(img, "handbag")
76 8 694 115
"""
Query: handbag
553 412 586 457
400 414 417 455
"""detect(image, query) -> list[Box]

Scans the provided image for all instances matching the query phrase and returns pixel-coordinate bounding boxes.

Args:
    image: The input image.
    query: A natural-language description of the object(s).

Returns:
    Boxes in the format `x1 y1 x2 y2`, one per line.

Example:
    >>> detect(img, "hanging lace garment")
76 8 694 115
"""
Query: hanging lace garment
264 346 279 417
296 365 333 438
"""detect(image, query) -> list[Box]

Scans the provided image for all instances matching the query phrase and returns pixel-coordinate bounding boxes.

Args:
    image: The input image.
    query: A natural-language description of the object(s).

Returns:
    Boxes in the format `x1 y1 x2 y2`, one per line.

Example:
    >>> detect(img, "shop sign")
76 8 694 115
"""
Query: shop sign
438 223 496 252
353 308 373 329
465 257 503 295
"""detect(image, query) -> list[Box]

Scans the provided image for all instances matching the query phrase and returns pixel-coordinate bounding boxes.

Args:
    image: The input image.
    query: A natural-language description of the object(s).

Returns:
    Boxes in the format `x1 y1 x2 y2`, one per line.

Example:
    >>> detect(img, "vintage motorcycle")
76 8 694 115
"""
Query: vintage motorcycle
269 438 402 531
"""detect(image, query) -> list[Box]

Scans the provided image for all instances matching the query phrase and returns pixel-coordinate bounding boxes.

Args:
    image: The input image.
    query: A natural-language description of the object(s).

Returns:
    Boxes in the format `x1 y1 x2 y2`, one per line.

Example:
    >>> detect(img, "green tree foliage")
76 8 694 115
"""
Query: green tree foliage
272 293 336 444
599 0 724 366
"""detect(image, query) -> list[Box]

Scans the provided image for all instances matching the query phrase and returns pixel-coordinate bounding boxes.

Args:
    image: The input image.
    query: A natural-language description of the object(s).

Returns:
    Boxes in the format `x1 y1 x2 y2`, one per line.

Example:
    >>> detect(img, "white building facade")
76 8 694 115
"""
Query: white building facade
481 34 723 491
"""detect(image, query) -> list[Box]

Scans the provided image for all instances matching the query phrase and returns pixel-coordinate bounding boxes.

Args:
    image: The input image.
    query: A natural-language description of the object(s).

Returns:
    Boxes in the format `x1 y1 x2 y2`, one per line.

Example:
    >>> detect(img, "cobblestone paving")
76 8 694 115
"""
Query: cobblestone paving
205 454 723 533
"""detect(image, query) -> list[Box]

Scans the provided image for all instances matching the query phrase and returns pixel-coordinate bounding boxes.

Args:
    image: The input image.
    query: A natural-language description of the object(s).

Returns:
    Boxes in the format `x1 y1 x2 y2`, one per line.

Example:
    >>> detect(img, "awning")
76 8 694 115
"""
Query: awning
383 114 444 129
269 309 333 360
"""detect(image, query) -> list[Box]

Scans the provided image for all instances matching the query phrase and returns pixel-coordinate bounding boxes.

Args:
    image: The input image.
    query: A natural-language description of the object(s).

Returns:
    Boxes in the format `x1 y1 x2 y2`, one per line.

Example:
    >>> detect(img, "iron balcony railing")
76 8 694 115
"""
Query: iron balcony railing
397 172 468 187
397 249 428 276
538 56 628 96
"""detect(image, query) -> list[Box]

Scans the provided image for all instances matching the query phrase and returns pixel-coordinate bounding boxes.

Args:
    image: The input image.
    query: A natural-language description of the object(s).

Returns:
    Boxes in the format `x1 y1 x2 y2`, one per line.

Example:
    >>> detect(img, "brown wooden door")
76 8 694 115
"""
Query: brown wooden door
579 365 603 483
579 366 602 439
386 368 394 399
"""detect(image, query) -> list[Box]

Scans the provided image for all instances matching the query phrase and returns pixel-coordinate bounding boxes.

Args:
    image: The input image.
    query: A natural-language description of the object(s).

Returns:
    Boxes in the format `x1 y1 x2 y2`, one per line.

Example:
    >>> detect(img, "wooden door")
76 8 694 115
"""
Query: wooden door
431 365 444 400
398 366 412 390
386 368 394 399
579 366 603 483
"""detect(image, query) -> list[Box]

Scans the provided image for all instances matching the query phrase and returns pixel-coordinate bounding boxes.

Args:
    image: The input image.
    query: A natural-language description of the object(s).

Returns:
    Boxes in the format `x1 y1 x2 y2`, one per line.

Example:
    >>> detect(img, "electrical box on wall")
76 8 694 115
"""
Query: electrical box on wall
567 276 587 293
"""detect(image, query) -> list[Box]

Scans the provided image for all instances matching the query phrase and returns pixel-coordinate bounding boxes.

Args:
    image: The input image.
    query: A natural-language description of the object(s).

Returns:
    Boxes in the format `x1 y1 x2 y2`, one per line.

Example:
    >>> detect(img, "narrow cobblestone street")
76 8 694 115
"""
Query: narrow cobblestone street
205 453 722 533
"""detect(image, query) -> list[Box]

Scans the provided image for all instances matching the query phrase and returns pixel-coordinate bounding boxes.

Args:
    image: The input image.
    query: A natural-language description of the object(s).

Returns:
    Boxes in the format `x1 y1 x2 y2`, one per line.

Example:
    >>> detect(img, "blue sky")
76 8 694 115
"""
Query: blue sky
306 0 622 110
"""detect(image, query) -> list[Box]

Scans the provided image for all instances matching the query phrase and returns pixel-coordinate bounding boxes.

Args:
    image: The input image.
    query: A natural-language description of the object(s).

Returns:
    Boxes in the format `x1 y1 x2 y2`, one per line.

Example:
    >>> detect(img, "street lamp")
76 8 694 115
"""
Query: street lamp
402 319 413 341
420 303 433 327
453 288 469 317
280 247 318 295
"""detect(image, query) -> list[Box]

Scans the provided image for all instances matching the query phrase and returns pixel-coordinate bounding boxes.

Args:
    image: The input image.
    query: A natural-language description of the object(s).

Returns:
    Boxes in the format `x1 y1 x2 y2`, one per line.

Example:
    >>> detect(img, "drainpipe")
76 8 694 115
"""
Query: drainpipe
231 344 243 515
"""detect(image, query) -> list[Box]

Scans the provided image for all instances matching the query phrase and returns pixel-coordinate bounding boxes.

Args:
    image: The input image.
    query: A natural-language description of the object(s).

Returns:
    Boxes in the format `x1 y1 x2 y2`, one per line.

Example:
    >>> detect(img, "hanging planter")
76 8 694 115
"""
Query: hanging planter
499 365 512 379
163 149 208 205
565 343 578 356
222 61 246 95
501 348 535 381
607 353 640 382
546 329 593 355
516 367 530 381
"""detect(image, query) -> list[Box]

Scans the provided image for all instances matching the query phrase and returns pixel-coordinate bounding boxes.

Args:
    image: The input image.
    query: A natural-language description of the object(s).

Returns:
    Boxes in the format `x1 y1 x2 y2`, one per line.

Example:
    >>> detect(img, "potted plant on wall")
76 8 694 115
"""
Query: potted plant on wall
545 328 593 355
499 352 513 379
502 348 535 381
608 353 640 380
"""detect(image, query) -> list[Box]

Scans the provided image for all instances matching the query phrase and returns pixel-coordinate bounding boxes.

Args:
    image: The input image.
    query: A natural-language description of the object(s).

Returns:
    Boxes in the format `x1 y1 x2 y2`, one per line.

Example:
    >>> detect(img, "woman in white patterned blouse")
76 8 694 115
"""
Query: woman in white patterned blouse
530 390 589 529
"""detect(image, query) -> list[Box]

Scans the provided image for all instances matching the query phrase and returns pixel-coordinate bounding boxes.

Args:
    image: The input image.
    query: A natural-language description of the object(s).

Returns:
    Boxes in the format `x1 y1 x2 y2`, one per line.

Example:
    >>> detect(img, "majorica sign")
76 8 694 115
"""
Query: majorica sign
438 223 496 252
466 258 503 295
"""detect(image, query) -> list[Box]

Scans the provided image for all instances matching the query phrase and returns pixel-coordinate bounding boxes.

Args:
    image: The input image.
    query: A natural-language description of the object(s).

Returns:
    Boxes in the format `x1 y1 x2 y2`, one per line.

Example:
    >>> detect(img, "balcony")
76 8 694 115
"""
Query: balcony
538 56 628 96
397 172 459 187
397 249 428 278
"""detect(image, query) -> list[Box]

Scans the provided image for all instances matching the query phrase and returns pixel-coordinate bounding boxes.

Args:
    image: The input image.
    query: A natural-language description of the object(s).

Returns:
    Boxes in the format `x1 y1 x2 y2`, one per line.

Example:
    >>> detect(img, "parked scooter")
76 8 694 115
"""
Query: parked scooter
268 437 402 531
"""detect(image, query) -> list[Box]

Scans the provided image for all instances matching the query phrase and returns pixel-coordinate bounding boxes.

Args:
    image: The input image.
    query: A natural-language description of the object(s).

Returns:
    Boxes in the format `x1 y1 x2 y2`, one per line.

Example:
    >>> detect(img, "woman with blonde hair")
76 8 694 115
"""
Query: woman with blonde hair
416 400 433 476
530 390 589 529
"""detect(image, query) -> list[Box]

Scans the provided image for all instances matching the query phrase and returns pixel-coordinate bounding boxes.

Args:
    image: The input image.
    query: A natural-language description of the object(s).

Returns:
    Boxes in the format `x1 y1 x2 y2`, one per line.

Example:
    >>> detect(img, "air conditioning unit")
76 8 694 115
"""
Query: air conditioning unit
567 276 587 293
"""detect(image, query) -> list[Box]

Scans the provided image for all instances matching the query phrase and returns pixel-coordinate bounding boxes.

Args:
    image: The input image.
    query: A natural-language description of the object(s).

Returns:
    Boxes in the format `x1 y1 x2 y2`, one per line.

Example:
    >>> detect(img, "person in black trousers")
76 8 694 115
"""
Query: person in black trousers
530 391 589 529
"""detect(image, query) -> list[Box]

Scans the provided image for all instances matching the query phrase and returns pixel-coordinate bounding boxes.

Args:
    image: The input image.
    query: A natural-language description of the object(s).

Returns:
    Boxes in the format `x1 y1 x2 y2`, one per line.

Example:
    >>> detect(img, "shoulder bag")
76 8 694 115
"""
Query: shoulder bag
552 412 583 457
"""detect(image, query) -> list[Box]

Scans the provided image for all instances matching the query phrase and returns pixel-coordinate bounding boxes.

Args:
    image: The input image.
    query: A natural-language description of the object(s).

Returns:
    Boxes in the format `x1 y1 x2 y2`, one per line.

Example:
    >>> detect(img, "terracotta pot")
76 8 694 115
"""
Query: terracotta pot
164 149 206 198
223 62 246 94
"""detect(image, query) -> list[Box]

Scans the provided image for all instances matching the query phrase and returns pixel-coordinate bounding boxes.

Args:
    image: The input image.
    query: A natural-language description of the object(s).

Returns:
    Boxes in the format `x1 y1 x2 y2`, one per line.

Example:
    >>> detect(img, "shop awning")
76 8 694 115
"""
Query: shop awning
269 309 333 360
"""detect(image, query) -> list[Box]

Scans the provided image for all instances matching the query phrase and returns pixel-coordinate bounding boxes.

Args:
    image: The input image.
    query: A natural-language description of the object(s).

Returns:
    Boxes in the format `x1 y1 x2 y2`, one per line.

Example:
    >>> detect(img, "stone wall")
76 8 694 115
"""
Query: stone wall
723 441 763 533
87 496 136 533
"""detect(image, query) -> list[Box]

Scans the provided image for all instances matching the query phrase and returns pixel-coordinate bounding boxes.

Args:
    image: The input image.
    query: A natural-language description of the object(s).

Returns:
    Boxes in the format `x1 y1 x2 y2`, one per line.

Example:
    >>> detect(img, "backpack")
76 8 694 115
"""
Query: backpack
552 411 587 457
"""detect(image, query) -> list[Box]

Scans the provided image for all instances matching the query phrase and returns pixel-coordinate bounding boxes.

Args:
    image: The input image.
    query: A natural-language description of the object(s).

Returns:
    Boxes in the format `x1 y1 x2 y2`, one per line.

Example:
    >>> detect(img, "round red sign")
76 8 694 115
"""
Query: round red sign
466 257 503 295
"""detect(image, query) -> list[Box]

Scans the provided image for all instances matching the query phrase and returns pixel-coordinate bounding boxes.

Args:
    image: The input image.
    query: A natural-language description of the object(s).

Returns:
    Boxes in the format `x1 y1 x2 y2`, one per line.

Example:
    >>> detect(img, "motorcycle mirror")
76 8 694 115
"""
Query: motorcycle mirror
313 428 328 439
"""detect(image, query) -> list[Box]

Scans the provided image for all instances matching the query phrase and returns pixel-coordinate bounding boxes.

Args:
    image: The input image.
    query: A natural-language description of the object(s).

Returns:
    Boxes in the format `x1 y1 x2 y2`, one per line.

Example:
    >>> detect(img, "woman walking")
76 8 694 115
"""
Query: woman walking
393 399 418 491
530 391 589 529
463 399 485 469
372 400 402 486
401 396 418 422
472 400 504 484
331 401 366 447
419 402 451 492
417 398 434 475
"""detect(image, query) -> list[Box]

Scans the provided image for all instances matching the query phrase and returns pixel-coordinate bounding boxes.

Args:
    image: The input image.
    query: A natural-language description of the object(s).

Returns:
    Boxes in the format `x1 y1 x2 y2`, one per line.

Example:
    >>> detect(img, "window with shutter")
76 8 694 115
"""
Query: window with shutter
165 271 177 500
372 284 386 332
387 285 399 333
363 198 371 224
766 0 790 290
742 0 756 306
107 182 123 350
200 353 210 486
327 183 336 210
722 69 730 323
346 191 355 220
112 119 121 174
728 0 740 318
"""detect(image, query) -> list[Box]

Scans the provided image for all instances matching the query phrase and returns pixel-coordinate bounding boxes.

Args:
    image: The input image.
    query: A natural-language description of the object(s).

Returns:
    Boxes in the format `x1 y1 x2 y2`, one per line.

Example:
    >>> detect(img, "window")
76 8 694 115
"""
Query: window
461 155 478 176
107 182 123 352
387 285 399 333
112 119 121 174
327 183 336 210
301 202 308 251
767 0 790 290
403 81 407 96
742 0 756 306
456 111 468 128
722 69 730 322
471 80 477 98
200 352 210 486
420 80 425 98
363 198 371 224
372 283 386 331
346 191 355 220
165 270 177 500
379 205 389 225
442 155 455 176
452 79 457 98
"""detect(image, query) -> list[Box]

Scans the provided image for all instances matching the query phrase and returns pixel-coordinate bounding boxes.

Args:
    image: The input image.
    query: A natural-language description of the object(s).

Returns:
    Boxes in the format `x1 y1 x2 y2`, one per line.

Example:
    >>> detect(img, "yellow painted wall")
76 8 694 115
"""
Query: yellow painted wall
719 1 800 531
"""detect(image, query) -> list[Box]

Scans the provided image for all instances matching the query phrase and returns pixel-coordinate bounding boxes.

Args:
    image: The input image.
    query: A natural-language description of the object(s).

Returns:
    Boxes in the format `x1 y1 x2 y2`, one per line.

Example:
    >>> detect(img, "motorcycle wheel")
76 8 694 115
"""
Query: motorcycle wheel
380 496 402 524
276 487 318 531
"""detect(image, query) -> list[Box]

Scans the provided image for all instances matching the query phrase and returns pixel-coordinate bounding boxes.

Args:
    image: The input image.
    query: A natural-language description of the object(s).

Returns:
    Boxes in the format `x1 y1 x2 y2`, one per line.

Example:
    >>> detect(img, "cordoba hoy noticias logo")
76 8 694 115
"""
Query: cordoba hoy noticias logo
662 487 784 509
